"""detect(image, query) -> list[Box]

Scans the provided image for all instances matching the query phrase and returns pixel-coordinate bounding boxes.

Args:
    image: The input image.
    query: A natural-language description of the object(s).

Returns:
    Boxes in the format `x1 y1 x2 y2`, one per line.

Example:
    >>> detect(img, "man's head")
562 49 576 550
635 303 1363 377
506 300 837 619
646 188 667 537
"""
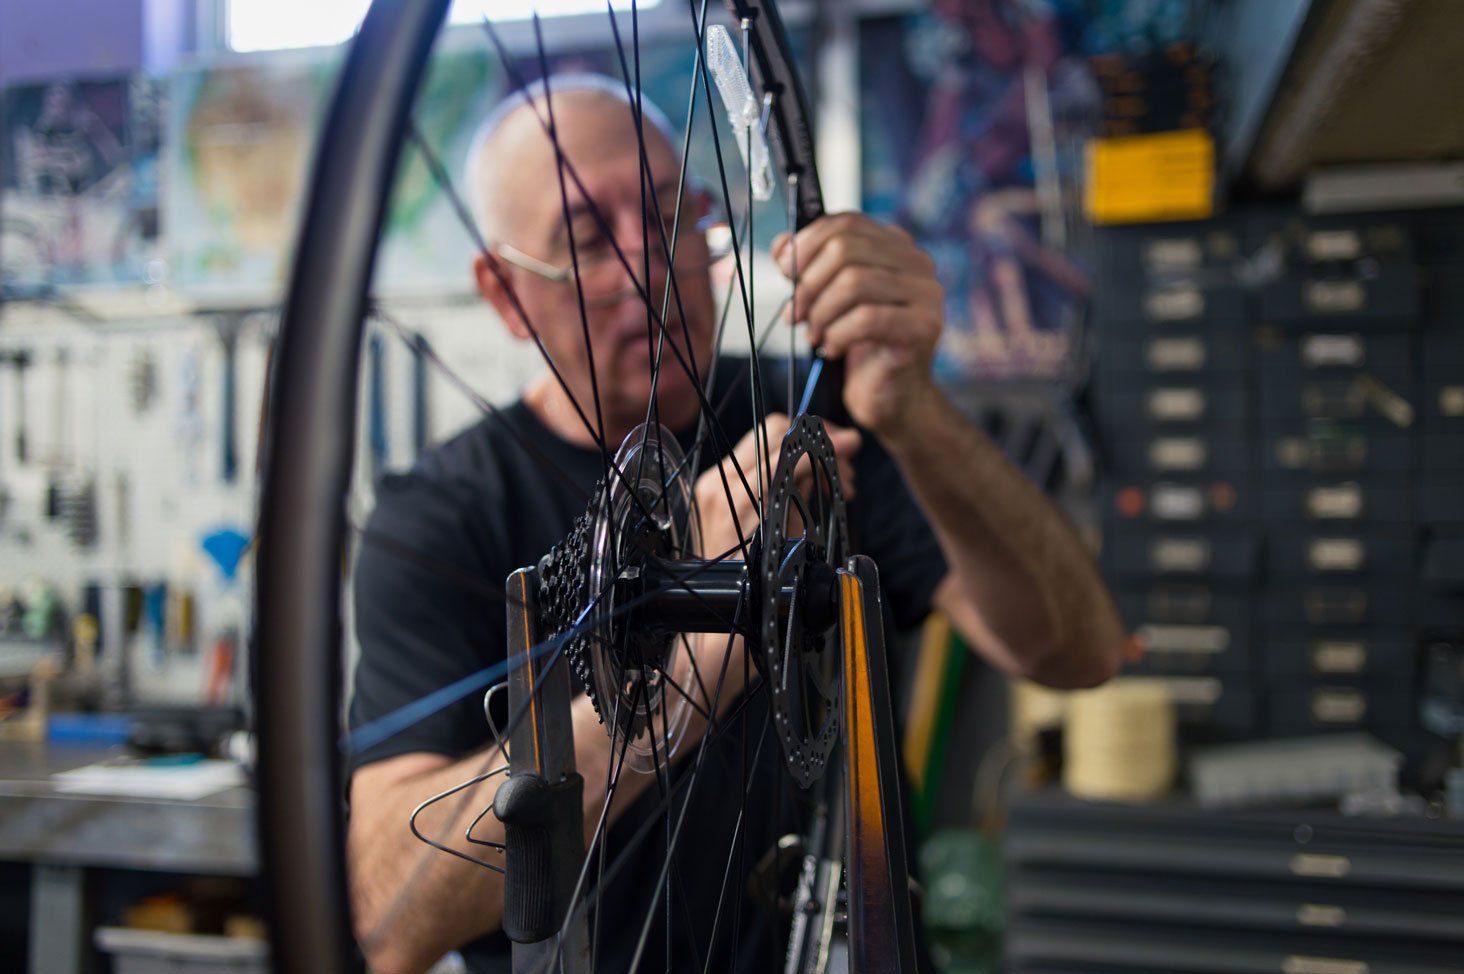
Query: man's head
467 75 717 440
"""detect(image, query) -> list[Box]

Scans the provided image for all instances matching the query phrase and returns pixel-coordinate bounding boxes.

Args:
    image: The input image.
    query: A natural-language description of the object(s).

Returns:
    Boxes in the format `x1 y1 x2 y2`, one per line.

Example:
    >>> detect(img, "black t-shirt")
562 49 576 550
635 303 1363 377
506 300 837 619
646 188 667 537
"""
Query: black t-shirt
349 358 947 973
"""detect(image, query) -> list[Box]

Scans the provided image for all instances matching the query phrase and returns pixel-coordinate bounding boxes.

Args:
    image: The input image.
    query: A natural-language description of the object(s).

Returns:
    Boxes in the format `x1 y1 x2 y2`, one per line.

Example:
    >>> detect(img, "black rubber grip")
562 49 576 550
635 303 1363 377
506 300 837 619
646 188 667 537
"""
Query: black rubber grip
493 772 585 944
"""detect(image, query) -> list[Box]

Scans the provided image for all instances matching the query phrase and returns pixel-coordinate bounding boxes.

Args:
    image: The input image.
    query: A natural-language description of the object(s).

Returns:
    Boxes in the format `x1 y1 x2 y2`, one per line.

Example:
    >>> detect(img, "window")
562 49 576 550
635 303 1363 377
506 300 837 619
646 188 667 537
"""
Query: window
226 0 662 53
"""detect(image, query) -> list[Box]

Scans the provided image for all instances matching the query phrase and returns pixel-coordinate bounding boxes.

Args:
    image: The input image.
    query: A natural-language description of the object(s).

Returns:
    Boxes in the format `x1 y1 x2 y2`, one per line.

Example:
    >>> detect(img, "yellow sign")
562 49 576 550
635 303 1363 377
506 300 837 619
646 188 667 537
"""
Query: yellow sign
1086 130 1215 224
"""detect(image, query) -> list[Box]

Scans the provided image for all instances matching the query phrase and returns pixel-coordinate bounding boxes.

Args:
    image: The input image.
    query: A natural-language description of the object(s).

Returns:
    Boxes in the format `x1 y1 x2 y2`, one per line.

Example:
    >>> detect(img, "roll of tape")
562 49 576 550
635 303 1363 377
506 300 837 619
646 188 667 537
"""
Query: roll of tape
1063 678 1176 803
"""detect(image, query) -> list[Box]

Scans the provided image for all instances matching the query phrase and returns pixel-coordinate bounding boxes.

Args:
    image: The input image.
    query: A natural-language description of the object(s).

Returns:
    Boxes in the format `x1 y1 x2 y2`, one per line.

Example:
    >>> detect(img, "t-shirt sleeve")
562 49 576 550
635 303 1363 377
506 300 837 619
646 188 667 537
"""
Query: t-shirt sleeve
347 473 505 772
850 438 949 632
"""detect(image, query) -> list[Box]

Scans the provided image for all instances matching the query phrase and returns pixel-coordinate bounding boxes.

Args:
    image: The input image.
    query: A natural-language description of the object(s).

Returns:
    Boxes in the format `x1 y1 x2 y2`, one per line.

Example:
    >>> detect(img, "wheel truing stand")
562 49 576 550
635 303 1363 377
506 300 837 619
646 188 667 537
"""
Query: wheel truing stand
495 441 918 972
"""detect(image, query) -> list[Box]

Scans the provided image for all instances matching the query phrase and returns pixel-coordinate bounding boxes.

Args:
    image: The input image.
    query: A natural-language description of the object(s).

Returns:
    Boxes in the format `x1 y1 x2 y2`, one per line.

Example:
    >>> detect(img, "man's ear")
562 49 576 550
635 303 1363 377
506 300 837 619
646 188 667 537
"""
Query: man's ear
473 252 533 341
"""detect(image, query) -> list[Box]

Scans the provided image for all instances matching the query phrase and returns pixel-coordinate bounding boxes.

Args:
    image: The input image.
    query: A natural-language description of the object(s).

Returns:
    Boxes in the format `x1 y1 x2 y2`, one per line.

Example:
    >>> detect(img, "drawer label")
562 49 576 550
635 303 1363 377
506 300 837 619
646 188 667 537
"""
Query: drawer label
1440 385 1464 417
1305 588 1368 624
1303 381 1364 418
1306 229 1363 261
1306 484 1363 520
1313 641 1366 674
1151 537 1211 572
1137 623 1229 653
1301 333 1365 368
1147 336 1206 370
1151 484 1205 520
1305 279 1365 313
1151 437 1206 470
1278 436 1367 472
1148 387 1206 421
1157 676 1221 705
1145 286 1204 321
1296 904 1348 928
1282 956 1366 974
1144 237 1203 269
1147 587 1212 620
1311 688 1366 723
1289 853 1352 879
1308 538 1365 572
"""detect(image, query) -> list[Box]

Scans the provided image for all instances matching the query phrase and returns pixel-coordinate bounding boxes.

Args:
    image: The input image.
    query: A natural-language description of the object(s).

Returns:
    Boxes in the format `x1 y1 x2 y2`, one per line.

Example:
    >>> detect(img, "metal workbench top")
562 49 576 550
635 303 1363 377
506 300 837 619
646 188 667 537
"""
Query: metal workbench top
0 741 255 876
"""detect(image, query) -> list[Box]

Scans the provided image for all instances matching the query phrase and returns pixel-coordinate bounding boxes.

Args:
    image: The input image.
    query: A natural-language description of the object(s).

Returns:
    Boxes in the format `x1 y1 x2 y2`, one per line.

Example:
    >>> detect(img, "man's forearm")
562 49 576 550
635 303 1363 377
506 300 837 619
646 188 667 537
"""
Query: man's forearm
882 386 1123 688
349 694 660 974
348 631 750 974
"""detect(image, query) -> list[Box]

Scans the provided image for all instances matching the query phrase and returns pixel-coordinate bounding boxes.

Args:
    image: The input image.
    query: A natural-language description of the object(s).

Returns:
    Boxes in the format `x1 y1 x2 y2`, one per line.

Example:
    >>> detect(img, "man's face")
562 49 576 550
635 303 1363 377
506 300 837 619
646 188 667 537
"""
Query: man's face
475 94 718 438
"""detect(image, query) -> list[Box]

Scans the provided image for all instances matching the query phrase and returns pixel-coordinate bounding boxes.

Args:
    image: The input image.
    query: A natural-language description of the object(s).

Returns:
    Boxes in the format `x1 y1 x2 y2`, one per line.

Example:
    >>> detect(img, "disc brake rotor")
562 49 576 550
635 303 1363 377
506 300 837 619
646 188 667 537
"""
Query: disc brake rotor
760 414 848 789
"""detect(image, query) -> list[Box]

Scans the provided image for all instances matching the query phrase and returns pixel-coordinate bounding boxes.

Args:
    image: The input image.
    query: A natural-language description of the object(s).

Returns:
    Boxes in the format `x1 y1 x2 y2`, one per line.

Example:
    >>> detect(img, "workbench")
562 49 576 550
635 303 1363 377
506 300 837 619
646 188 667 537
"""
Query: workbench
0 741 255 974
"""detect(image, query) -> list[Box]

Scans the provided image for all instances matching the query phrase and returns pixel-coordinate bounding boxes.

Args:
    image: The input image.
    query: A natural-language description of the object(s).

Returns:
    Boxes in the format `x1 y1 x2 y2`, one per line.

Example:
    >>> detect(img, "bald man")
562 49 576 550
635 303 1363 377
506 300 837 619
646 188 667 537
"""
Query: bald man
347 76 1123 974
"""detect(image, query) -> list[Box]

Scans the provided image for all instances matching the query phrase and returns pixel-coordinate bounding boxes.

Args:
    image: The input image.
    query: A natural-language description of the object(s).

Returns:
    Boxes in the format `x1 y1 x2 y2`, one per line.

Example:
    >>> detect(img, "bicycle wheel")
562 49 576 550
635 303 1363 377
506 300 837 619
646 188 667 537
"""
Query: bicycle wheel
254 2 914 971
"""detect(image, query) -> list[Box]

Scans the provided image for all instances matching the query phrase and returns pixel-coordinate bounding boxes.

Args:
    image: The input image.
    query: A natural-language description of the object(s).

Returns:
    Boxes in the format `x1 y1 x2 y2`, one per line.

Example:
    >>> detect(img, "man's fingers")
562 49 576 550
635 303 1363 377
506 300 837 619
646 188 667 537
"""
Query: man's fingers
801 264 925 346
838 458 857 499
825 424 862 460
784 230 913 317
818 305 909 359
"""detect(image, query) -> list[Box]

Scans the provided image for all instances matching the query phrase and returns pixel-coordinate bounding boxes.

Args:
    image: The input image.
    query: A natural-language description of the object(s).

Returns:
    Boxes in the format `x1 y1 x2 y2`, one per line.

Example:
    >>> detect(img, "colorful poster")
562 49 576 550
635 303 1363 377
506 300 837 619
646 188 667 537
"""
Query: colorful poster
1 76 161 294
860 1 1099 383
163 57 334 295
163 48 507 298
376 48 506 295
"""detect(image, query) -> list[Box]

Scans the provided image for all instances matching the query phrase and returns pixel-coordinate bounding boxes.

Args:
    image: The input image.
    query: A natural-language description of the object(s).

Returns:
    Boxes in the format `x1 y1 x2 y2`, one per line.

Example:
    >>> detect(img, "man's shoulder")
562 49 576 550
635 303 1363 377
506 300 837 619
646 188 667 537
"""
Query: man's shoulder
365 411 517 534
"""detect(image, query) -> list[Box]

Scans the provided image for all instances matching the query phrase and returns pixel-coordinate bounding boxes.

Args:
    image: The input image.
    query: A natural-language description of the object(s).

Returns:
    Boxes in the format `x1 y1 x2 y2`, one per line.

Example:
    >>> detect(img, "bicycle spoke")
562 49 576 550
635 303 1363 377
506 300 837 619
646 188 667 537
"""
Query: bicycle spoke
648 659 714 725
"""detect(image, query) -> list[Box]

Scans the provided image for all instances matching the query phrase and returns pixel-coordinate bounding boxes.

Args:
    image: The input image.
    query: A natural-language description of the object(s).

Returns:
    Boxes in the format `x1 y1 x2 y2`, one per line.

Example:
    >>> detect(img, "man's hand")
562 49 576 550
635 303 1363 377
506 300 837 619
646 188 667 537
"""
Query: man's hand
773 213 945 441
692 413 861 561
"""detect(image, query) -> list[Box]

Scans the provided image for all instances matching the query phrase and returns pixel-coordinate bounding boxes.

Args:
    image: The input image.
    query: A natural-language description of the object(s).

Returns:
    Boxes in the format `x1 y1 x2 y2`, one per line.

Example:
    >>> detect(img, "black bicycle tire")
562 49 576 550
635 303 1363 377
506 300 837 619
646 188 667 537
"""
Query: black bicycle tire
254 3 450 972
253 3 829 973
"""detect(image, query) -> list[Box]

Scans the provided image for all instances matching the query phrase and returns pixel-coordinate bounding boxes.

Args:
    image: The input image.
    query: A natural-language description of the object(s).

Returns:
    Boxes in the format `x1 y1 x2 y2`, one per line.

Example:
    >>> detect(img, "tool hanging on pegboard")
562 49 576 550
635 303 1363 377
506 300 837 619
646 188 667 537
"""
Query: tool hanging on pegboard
215 314 243 485
410 330 430 457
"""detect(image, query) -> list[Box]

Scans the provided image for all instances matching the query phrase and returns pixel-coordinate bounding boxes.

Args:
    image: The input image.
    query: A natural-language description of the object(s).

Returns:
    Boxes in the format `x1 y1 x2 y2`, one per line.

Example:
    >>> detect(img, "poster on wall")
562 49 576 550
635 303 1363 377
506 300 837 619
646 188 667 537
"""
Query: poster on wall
375 49 506 295
163 49 508 299
163 57 334 297
860 1 1099 384
1 76 161 296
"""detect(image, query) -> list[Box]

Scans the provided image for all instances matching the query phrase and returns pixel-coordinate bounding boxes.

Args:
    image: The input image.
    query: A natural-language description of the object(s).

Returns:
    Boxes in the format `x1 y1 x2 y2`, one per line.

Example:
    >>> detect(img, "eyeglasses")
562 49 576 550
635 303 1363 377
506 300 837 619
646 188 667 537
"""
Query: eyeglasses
492 197 733 308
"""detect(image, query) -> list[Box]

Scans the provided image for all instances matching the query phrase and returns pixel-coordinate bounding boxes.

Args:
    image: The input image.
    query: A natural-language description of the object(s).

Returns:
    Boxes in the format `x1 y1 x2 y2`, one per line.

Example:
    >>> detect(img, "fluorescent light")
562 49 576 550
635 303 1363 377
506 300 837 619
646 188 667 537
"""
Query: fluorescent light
228 0 663 53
